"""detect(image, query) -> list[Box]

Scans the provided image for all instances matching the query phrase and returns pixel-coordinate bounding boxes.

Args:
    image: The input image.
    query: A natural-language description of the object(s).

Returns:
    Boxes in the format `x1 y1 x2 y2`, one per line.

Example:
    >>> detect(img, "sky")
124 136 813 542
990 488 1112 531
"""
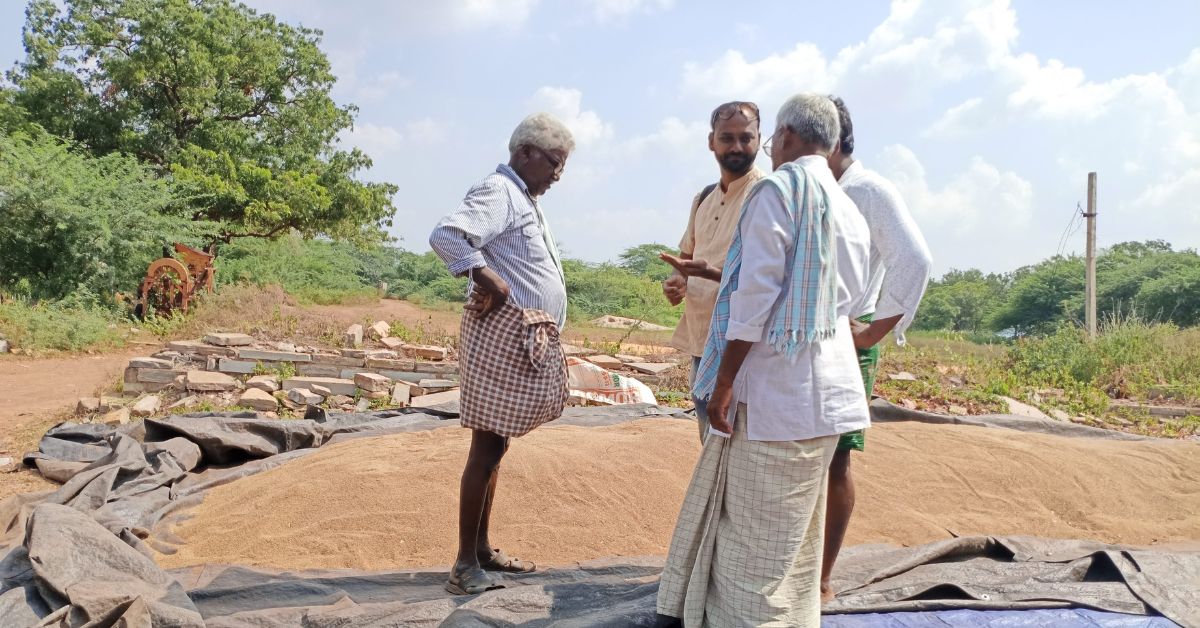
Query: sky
3 0 1198 275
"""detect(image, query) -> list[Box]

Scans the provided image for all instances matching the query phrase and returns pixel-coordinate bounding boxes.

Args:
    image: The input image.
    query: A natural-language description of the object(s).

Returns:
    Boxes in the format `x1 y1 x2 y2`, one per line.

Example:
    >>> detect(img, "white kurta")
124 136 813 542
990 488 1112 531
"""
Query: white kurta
839 160 933 345
721 155 872 442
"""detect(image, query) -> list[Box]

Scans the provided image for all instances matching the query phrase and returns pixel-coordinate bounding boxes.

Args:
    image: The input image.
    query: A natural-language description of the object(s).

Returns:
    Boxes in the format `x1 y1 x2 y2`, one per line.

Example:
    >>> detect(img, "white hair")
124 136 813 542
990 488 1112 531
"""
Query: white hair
775 93 841 150
508 112 576 156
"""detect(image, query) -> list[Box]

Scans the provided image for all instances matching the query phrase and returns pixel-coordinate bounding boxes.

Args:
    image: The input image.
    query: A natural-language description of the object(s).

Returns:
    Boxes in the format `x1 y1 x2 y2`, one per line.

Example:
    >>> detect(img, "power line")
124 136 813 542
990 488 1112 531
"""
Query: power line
1056 202 1085 257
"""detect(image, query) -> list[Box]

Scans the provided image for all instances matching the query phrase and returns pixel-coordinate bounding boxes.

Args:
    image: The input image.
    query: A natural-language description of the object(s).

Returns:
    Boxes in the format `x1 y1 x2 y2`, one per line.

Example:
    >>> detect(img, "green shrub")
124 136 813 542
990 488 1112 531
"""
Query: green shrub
0 296 125 352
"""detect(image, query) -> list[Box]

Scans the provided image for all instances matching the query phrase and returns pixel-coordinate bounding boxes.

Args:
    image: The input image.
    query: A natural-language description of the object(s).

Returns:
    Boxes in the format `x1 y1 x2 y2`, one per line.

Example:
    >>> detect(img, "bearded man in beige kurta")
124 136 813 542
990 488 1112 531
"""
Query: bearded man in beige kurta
661 101 765 442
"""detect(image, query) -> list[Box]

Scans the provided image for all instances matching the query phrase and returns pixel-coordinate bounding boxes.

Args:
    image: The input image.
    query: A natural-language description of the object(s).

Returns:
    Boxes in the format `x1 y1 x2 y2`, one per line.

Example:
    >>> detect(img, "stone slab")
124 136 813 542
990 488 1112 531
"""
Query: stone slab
202 332 254 347
297 363 343 378
339 367 372 380
344 324 363 348
390 382 414 406
999 396 1050 419
411 389 461 408
239 388 279 411
413 361 459 375
627 362 678 376
246 375 280 393
368 320 391 340
131 395 161 417
128 357 175 369
282 377 357 397
236 349 312 363
287 388 323 405
354 372 392 393
186 370 239 392
366 357 417 371
380 337 404 350
136 368 187 384
167 340 236 357
217 359 258 375
379 370 459 384
585 355 624 370
310 353 366 368
402 344 449 361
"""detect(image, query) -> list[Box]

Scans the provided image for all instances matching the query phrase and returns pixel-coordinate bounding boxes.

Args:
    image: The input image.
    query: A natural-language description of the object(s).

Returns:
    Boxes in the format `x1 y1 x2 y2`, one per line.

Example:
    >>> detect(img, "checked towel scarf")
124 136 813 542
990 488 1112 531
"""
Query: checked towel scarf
693 162 839 401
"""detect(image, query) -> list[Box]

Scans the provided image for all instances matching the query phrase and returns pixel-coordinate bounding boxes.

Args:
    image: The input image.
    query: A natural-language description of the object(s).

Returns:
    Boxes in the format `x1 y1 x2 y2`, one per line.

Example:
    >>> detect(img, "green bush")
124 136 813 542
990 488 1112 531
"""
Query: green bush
216 235 383 304
0 129 216 302
0 296 125 351
1006 314 1200 402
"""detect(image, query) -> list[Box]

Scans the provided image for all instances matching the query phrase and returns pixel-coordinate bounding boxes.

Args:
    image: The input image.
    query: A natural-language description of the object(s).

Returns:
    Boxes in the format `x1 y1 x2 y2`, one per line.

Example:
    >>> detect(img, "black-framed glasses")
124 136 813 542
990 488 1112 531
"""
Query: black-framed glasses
711 101 760 128
529 145 564 175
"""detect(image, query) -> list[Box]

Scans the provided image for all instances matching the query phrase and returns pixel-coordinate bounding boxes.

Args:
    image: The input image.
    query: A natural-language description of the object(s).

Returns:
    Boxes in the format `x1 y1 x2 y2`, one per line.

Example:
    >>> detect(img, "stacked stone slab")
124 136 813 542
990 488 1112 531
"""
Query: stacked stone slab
88 330 462 422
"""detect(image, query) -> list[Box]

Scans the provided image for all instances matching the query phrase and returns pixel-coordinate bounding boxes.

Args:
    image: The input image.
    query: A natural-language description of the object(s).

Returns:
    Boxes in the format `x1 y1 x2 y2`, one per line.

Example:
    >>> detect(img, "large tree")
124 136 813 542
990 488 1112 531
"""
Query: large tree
9 0 396 243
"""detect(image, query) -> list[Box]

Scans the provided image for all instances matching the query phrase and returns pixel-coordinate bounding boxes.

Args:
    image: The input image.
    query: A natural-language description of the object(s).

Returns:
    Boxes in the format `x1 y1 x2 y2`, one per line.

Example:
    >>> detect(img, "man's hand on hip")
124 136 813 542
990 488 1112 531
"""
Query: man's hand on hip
662 274 687 306
464 267 510 318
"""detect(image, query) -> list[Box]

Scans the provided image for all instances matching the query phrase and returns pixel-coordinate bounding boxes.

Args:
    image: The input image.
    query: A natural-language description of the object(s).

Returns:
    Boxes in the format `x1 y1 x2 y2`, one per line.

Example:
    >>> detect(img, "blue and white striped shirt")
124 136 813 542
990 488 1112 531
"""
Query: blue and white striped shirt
429 164 568 327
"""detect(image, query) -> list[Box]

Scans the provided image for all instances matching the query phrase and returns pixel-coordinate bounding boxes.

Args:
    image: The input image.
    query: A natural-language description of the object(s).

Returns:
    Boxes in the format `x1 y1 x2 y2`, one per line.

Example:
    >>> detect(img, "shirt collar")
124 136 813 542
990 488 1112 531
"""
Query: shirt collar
840 160 864 182
793 154 832 172
496 163 531 196
722 167 763 197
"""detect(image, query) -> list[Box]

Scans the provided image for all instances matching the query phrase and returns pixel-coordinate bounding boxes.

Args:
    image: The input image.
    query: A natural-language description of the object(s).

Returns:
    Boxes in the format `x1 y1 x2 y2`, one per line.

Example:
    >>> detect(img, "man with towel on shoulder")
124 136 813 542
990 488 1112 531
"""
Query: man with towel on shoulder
656 93 871 626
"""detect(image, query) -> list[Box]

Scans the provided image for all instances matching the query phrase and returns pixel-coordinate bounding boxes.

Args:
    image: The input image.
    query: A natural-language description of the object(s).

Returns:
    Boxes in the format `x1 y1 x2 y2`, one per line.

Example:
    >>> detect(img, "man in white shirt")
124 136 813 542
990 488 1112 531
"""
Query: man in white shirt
820 96 933 602
656 94 871 627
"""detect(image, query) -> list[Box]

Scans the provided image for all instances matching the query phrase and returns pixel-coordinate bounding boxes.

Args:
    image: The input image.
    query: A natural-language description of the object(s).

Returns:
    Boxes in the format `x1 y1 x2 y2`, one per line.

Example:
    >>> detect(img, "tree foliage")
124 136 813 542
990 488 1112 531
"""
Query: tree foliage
8 0 396 243
618 243 675 282
916 241 1200 335
0 128 215 301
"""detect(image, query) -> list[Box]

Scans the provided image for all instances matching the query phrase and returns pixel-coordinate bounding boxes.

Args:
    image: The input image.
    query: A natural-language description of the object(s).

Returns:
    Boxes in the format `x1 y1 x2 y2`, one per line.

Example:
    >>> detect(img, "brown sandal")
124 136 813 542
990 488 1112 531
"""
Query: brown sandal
480 548 536 573
445 566 502 595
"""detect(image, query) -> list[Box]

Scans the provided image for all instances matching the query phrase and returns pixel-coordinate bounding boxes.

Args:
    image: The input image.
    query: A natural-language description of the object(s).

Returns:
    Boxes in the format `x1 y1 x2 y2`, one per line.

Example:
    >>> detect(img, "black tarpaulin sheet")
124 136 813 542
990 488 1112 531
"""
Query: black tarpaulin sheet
0 403 1195 626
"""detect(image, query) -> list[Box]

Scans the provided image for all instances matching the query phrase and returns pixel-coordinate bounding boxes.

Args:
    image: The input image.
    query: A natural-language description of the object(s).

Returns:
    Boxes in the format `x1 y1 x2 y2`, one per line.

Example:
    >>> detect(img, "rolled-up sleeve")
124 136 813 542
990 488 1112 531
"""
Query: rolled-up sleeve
868 182 933 341
429 179 512 275
726 186 794 342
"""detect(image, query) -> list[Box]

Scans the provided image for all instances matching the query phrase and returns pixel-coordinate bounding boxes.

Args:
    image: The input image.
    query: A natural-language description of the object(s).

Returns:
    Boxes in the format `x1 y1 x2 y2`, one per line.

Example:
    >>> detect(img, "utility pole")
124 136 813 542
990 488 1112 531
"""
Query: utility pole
1085 172 1098 339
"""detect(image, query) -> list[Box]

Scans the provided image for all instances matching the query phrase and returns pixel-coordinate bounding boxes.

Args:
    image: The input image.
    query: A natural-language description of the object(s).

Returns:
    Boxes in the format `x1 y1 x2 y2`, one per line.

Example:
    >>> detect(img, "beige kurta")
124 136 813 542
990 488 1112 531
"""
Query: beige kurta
657 405 837 627
671 169 766 357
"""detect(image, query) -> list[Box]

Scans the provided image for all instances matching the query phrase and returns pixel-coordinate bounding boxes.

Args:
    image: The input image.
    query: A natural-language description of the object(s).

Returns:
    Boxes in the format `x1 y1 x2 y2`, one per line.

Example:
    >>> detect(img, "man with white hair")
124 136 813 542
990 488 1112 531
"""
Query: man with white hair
429 112 574 596
656 94 871 626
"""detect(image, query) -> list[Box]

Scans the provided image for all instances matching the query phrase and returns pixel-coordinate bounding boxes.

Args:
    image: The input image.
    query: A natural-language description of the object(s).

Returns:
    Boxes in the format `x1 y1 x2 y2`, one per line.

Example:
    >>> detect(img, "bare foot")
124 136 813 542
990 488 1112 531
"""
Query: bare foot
820 583 836 604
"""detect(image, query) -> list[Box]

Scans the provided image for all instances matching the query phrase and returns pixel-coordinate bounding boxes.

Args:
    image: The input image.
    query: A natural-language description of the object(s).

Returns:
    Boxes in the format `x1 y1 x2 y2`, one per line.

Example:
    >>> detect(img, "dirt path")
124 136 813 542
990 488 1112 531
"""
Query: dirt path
0 348 146 455
0 347 150 497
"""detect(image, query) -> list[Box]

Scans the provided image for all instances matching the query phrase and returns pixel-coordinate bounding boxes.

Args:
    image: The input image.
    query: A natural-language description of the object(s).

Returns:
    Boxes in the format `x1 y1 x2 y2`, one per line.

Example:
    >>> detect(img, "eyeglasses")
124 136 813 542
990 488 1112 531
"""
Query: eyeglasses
711 101 760 129
762 135 773 157
529 146 564 175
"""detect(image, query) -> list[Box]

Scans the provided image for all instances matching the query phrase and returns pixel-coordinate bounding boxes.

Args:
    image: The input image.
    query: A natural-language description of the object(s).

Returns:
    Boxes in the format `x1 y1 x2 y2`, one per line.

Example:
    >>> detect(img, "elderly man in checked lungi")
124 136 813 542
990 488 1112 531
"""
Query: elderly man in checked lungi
655 94 872 627
429 113 574 596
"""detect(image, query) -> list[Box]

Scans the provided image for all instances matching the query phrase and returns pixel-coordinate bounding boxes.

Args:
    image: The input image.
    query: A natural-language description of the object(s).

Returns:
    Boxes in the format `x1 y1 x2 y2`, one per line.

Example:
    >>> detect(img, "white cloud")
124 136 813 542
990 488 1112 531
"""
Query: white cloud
877 144 1033 233
341 118 447 156
447 0 538 30
354 71 412 103
527 87 614 147
681 43 832 104
586 0 673 22
342 123 404 157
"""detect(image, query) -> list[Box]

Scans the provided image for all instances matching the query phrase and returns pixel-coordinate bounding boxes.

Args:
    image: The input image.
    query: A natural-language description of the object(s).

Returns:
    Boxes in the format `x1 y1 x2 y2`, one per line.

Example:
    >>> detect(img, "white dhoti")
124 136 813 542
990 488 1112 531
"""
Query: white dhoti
657 404 837 627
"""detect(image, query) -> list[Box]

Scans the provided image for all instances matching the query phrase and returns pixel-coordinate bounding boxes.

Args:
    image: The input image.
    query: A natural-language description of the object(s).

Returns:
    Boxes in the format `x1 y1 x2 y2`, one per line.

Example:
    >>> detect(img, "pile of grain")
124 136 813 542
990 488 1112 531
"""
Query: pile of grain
156 418 1200 571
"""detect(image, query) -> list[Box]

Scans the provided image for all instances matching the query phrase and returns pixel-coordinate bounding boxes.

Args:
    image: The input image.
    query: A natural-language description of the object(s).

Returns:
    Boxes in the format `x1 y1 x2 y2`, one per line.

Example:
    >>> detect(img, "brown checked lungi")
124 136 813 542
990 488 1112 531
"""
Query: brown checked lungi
458 302 569 438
